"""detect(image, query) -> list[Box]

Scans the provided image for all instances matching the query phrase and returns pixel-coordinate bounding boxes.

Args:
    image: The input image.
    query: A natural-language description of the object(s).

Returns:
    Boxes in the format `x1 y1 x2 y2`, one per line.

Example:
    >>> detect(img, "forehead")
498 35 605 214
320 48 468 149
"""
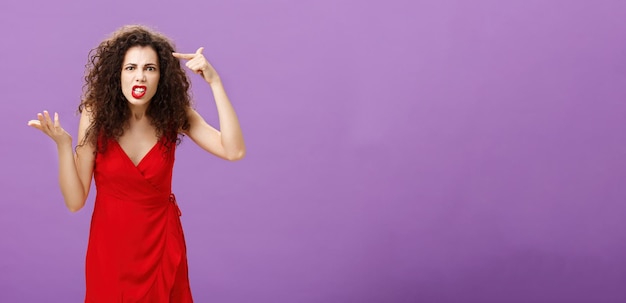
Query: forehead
123 46 158 64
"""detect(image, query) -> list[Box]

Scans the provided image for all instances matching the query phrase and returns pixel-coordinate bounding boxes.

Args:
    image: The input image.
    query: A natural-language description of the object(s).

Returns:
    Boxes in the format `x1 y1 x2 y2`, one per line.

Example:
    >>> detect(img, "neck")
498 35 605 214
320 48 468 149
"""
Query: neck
128 104 149 121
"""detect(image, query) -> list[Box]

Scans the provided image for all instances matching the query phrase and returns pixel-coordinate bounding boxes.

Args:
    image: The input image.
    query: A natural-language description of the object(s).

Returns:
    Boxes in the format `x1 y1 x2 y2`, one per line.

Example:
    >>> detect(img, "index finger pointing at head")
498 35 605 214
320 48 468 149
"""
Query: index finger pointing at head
172 52 195 60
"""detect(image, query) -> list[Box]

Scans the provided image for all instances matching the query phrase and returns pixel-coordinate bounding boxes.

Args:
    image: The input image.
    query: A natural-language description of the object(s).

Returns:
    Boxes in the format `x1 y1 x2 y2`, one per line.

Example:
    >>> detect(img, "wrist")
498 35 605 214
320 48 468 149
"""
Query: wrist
208 76 222 87
56 138 73 150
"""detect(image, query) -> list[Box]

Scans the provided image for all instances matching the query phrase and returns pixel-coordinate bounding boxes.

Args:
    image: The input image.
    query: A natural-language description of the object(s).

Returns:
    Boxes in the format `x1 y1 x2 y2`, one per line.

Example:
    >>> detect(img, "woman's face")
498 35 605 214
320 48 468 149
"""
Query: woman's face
120 45 160 108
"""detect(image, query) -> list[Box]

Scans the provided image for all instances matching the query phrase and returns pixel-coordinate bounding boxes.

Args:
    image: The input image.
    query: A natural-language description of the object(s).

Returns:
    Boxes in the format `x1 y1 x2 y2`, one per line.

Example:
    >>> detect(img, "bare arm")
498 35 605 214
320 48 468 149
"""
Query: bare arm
28 110 95 212
174 47 246 161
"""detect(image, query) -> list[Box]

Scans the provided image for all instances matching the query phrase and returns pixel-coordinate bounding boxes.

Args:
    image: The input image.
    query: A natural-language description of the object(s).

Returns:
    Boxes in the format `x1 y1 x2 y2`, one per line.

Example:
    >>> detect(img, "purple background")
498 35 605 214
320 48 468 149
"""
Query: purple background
1 0 626 302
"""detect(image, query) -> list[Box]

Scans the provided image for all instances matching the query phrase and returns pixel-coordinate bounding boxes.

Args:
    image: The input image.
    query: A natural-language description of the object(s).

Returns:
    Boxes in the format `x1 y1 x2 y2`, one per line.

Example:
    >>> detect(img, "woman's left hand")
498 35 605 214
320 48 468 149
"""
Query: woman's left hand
173 47 220 84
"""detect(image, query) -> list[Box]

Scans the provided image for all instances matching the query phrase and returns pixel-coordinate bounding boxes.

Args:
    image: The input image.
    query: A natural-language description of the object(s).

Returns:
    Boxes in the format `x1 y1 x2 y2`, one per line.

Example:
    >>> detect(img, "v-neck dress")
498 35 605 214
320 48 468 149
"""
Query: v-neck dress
85 136 193 302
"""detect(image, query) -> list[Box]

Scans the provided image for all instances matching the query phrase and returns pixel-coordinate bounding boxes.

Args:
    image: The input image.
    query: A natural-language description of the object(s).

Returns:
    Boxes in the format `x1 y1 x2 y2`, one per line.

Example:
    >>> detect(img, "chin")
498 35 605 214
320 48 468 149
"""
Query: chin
125 97 151 107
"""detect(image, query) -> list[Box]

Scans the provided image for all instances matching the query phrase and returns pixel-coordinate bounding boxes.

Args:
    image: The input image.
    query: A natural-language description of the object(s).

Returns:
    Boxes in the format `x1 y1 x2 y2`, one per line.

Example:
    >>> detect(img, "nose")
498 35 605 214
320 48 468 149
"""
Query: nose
135 70 146 82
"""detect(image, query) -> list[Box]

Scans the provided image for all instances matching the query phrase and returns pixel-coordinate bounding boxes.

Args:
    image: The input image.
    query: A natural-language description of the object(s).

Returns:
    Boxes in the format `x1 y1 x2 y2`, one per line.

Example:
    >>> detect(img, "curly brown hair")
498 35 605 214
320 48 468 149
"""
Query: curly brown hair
79 25 191 151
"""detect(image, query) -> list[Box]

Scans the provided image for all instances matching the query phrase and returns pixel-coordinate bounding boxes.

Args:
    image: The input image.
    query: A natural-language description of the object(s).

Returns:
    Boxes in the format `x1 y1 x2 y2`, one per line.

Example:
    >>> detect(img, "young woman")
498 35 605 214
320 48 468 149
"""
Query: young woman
27 25 245 302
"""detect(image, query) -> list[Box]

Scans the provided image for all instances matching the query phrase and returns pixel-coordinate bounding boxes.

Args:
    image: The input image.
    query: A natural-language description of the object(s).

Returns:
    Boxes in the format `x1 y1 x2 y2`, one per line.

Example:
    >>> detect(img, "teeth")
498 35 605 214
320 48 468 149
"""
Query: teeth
133 88 145 92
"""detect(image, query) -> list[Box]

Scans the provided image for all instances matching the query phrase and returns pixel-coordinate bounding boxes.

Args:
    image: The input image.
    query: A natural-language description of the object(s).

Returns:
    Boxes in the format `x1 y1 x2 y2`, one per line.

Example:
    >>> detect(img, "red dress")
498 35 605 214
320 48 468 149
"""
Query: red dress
85 137 193 302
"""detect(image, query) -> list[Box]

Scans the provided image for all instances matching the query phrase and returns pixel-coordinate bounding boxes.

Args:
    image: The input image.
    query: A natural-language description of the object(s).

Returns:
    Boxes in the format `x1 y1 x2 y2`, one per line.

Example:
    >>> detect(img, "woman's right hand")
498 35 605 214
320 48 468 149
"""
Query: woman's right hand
28 110 72 146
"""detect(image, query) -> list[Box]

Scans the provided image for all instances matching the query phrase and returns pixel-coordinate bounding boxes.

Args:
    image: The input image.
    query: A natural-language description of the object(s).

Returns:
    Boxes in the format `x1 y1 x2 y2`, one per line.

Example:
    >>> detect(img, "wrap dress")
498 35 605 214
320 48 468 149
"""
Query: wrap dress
84 136 193 302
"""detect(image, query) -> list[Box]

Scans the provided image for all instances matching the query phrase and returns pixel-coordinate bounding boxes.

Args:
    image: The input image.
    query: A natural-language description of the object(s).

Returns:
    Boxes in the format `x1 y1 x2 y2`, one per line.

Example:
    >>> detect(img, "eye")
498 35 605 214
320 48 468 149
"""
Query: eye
124 66 135 71
147 66 157 71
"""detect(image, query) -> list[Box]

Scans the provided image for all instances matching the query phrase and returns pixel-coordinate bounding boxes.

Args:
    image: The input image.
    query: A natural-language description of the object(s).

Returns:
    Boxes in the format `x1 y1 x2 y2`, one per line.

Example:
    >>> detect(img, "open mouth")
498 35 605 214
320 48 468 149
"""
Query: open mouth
132 86 146 99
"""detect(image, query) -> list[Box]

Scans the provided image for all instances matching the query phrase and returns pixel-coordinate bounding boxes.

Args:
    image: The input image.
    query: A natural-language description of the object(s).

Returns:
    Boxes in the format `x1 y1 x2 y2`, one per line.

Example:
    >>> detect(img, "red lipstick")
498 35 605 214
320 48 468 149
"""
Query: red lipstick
132 86 147 99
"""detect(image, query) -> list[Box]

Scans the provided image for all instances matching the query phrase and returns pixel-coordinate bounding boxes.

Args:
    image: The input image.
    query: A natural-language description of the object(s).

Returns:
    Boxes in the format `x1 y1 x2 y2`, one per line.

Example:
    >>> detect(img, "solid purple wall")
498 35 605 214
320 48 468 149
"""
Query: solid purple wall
1 0 625 302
